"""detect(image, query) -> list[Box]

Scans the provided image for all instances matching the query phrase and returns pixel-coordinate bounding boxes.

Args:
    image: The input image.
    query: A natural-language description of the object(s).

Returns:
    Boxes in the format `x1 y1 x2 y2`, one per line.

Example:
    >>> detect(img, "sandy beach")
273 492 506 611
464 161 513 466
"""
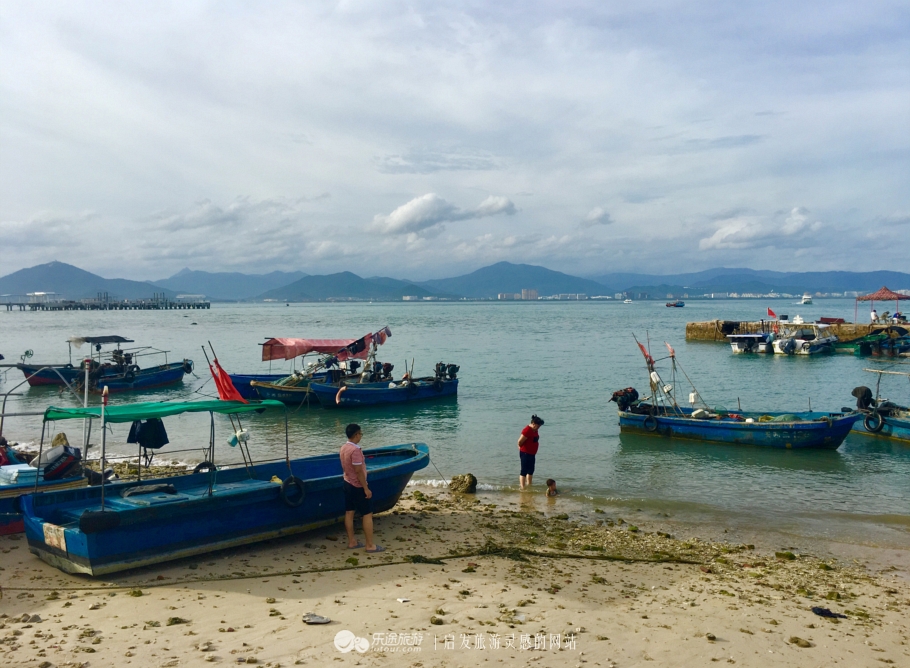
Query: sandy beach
1 487 908 668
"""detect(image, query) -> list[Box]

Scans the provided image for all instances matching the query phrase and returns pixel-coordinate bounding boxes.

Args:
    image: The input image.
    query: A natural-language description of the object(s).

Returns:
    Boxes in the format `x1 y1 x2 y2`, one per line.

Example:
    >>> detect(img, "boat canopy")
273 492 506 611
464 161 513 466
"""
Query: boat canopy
43 399 284 423
67 336 135 347
856 287 910 302
261 338 358 361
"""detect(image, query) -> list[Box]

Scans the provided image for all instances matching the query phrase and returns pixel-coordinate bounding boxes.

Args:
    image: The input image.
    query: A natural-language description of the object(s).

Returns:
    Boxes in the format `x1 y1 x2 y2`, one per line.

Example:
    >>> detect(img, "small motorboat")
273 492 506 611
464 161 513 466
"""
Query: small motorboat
665 300 685 308
850 371 910 442
623 299 633 304
310 362 460 408
610 338 861 449
771 318 837 355
19 398 429 575
726 333 774 354
801 294 813 305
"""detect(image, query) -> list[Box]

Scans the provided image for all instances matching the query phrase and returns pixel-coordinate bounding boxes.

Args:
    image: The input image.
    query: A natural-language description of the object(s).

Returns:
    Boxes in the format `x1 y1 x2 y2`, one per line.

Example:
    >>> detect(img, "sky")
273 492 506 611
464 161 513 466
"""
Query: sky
1 1 908 281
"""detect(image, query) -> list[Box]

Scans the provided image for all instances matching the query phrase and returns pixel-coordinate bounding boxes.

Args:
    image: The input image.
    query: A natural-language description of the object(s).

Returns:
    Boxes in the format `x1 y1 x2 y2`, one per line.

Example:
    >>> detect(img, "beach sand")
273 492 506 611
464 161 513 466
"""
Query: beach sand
1 488 908 667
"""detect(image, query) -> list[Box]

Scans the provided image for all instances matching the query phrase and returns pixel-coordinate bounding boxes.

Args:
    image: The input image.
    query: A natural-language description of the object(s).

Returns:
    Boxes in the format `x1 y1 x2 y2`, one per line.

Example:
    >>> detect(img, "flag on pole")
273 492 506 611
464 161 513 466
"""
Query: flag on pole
767 307 777 318
665 342 675 358
209 358 248 403
636 341 655 367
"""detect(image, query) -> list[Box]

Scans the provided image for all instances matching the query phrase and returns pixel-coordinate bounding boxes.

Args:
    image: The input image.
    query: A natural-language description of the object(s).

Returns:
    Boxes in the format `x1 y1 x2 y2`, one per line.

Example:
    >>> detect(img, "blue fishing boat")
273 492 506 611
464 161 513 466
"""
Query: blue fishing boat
611 338 862 449
88 361 192 393
850 370 910 442
310 377 459 407
19 399 429 575
16 335 135 387
226 373 289 400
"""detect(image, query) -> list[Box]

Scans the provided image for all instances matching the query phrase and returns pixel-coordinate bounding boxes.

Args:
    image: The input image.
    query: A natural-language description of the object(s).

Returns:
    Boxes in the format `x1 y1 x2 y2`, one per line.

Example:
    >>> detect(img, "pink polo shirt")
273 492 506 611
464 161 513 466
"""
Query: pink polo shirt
340 441 365 487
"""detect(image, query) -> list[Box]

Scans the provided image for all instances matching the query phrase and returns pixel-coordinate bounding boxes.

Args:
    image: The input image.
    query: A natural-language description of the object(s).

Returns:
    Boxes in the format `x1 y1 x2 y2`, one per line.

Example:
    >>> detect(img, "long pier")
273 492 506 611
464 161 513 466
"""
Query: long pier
685 320 880 342
2 296 210 312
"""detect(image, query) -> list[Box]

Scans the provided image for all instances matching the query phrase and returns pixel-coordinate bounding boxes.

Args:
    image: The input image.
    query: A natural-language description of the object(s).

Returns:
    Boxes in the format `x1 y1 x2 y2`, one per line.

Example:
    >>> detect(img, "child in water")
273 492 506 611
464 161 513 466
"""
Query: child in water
546 479 558 497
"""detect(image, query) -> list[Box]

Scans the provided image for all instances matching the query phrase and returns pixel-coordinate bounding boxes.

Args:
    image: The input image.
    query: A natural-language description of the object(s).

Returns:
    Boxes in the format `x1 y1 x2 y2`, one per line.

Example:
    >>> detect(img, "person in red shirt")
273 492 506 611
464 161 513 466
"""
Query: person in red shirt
340 423 383 552
518 415 544 490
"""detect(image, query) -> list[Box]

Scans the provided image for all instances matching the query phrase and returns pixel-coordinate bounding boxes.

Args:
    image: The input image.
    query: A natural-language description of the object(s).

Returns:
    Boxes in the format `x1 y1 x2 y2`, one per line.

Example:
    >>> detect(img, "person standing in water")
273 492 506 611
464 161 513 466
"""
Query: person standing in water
518 415 544 490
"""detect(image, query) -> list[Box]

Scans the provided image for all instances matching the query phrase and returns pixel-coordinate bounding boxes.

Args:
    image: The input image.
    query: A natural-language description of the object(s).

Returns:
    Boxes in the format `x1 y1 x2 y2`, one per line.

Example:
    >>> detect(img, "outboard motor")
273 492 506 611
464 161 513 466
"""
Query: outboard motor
435 362 447 379
324 356 338 369
349 360 361 375
779 338 797 355
609 387 640 411
446 364 459 380
381 362 394 380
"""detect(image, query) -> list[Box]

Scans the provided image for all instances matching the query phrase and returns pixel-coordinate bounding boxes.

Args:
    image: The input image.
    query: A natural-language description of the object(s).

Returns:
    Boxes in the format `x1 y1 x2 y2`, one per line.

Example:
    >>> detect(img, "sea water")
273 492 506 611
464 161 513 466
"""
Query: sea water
2 299 908 553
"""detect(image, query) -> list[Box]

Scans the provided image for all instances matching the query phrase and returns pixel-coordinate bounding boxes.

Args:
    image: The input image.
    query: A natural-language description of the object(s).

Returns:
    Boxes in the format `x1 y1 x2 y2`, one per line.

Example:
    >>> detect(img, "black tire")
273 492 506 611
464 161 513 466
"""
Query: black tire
124 370 135 382
193 461 216 474
406 382 418 394
182 360 194 374
643 415 658 432
864 413 885 433
280 476 305 508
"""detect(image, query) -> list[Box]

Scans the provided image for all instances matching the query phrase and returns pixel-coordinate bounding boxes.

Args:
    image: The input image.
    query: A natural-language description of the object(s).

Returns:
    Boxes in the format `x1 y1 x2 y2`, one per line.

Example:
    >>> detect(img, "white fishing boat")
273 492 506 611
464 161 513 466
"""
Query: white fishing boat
727 333 774 353
623 299 633 304
771 318 837 355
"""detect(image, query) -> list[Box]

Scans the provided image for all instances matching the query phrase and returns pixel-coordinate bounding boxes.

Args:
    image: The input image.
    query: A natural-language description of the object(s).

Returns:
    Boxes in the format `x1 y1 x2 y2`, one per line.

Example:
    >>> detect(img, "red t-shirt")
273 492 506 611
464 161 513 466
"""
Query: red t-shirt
519 426 540 455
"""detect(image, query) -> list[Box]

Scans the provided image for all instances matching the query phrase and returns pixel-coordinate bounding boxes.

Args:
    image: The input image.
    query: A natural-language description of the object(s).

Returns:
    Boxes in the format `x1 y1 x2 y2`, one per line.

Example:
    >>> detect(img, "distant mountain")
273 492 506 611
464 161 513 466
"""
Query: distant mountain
154 268 309 301
420 261 611 298
257 272 442 301
0 261 175 300
592 268 910 294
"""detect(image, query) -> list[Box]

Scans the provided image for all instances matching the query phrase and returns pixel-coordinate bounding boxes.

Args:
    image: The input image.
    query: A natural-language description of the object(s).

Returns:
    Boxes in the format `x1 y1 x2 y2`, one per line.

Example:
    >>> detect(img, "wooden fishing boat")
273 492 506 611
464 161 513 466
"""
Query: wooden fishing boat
19 399 429 575
225 373 289 399
16 335 134 386
665 300 685 307
310 377 458 408
611 338 862 449
850 369 910 442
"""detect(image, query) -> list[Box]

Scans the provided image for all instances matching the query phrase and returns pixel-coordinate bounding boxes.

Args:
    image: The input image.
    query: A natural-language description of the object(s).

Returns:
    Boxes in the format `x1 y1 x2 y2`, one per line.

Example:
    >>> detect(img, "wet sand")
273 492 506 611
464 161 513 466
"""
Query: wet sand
1 488 909 667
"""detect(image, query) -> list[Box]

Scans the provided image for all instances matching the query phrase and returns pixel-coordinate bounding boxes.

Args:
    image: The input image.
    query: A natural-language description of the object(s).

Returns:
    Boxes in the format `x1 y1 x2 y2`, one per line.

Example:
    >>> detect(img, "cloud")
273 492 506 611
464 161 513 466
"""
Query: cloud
699 207 822 250
370 194 517 235
375 148 501 174
580 207 613 228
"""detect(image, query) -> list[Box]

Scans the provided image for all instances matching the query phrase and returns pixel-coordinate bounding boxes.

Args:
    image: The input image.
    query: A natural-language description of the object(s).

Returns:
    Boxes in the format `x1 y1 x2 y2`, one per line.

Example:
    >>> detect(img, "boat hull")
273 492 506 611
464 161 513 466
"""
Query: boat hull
310 379 458 407
21 444 429 575
0 477 87 535
852 415 910 442
227 374 290 400
17 364 80 386
93 362 189 393
252 382 319 406
618 409 861 449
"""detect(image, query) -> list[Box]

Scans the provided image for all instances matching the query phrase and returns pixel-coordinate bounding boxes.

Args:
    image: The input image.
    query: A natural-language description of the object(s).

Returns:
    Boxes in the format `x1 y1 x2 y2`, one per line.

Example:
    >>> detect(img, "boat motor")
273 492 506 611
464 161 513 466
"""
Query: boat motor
609 387 640 411
435 362 447 379
446 364 459 380
381 362 394 380
349 360 361 375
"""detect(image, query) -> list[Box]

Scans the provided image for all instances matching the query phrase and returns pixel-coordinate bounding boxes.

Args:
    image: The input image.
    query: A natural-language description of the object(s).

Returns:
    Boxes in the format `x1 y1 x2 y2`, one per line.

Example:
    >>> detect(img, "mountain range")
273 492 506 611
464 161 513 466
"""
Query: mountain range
1 261 908 302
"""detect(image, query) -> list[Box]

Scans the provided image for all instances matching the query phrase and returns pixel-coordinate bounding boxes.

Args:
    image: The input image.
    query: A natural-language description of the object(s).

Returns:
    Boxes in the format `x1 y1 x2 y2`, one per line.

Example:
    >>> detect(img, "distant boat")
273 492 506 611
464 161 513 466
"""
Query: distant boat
623 299 633 304
665 300 685 308
610 337 861 449
801 294 813 305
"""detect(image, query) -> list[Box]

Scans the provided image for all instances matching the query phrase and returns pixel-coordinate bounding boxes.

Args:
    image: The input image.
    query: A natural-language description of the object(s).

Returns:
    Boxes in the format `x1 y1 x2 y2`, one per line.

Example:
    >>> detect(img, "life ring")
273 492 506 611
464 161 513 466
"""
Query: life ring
182 359 194 374
193 461 216 474
433 379 444 392
863 413 884 433
643 415 658 432
280 476 305 507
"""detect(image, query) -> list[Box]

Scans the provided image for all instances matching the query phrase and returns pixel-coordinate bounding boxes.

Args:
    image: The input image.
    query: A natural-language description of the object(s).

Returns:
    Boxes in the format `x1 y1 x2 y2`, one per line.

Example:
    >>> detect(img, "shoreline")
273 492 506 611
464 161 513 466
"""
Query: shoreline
2 487 909 667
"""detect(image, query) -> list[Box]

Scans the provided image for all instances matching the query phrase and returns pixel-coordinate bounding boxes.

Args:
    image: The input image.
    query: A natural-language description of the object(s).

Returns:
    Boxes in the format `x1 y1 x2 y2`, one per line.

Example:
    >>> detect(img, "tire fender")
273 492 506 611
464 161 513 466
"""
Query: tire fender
280 476 305 508
643 415 658 432
864 413 884 433
193 461 216 474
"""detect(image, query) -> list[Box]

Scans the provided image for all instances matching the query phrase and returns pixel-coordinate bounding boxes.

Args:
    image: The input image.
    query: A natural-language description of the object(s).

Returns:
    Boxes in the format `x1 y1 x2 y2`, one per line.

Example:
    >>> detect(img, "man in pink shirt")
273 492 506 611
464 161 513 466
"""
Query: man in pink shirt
340 423 383 552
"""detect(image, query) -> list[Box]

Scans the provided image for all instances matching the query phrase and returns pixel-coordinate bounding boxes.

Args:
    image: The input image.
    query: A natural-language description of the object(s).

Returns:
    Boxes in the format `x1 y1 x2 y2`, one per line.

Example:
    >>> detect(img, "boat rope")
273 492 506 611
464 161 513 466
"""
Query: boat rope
430 460 450 486
0 546 702 594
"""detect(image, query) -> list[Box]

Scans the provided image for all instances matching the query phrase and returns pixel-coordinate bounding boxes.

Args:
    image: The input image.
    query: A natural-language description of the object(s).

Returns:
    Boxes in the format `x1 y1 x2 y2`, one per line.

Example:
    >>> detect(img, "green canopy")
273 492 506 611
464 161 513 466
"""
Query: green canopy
43 400 285 424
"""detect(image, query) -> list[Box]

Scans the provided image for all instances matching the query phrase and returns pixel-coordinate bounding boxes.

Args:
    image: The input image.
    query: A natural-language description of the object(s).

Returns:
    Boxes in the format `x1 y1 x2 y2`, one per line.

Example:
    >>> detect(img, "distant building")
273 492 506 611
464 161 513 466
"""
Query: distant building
422 296 438 301
176 294 206 303
521 288 539 300
615 293 624 300
576 294 587 300
402 296 420 301
498 293 519 300
27 292 58 304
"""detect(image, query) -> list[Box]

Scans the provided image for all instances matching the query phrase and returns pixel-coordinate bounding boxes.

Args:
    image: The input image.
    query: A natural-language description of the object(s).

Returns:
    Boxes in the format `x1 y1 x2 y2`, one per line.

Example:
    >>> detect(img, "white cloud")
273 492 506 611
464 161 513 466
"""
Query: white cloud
370 194 517 235
580 207 613 227
699 207 822 250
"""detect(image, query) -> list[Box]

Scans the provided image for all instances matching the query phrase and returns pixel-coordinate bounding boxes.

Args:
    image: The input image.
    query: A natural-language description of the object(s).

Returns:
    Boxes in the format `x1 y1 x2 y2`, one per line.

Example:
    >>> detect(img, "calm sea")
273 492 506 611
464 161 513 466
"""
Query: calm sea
2 299 908 552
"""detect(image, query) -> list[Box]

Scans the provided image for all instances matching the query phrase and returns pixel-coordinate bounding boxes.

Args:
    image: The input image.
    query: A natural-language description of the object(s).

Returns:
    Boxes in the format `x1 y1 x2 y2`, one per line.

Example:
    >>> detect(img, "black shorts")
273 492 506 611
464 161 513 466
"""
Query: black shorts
519 452 536 476
344 481 373 516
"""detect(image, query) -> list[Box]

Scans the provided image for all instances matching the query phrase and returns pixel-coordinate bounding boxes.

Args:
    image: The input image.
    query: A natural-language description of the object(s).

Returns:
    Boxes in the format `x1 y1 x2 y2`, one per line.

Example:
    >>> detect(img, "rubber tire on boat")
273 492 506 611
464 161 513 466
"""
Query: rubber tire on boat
193 461 216 474
643 415 658 432
406 382 418 394
182 359 194 374
433 379 444 392
280 476 305 508
864 413 884 433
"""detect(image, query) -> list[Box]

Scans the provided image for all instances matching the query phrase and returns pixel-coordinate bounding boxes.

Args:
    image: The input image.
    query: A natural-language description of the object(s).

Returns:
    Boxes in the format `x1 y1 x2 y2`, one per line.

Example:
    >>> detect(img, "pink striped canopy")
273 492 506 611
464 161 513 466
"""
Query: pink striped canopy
261 338 355 361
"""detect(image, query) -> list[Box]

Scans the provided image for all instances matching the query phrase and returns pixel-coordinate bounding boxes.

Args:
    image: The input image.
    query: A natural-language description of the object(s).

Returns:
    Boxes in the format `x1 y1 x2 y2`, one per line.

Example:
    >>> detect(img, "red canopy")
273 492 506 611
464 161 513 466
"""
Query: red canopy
261 338 356 361
856 286 910 302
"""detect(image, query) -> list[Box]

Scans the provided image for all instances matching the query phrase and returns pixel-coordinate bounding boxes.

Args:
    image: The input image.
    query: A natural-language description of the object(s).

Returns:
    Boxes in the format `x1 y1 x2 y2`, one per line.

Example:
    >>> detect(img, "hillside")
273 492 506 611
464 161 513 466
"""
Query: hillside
420 261 610 298
0 261 175 301
257 272 439 301
154 268 308 301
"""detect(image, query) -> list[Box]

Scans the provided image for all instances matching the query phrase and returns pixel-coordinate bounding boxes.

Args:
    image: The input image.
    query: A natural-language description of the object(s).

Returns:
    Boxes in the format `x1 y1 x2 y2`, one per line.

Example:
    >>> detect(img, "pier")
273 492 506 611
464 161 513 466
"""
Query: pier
1 293 210 312
685 319 879 342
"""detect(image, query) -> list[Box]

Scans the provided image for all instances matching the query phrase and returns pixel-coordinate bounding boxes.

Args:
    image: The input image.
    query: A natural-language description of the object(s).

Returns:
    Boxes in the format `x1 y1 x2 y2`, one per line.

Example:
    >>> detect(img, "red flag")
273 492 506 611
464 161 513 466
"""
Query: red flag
767 307 776 318
209 358 248 403
636 341 655 367
665 342 675 358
